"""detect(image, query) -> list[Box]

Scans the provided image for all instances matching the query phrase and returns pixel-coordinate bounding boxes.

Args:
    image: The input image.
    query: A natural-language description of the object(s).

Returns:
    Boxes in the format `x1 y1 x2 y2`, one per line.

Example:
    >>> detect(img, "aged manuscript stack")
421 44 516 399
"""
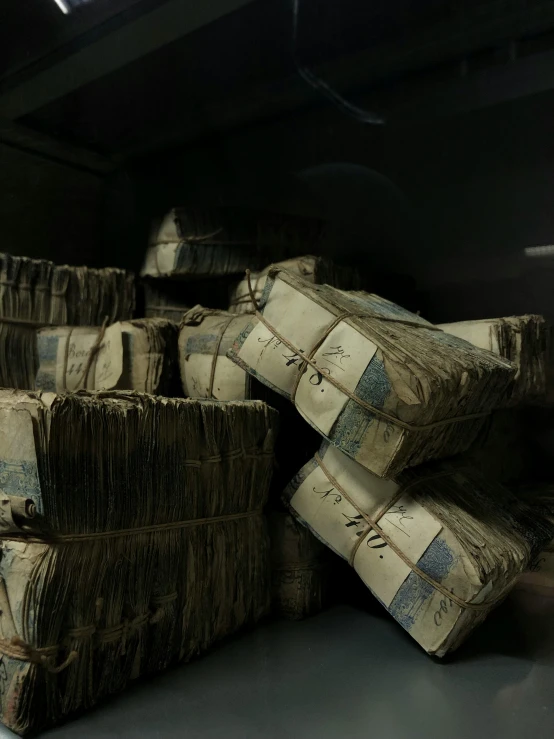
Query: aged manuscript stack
228 267 516 478
143 279 191 323
178 307 252 400
35 319 179 395
0 390 276 734
141 207 324 280
284 442 553 655
228 256 364 315
439 315 549 406
516 486 554 596
269 512 329 620
0 254 135 390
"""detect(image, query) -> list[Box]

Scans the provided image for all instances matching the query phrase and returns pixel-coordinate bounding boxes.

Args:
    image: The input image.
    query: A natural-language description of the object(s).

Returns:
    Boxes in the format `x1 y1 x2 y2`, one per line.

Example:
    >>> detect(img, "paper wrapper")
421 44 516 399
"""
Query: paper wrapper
439 315 550 406
284 442 553 656
36 319 179 395
178 306 252 400
228 266 516 478
269 512 330 620
141 207 324 279
0 253 135 390
0 390 277 734
228 255 365 314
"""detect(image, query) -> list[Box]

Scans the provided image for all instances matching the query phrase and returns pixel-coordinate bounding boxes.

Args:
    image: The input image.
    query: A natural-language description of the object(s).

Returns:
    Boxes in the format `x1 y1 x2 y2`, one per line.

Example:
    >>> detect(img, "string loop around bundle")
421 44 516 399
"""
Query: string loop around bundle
244 270 489 434
1 508 263 544
0 509 263 671
313 453 500 613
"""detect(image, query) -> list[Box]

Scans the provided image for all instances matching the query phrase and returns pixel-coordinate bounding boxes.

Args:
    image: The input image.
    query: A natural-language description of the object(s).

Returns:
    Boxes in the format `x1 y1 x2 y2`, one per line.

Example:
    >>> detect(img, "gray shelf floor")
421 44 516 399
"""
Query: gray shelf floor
3 590 554 738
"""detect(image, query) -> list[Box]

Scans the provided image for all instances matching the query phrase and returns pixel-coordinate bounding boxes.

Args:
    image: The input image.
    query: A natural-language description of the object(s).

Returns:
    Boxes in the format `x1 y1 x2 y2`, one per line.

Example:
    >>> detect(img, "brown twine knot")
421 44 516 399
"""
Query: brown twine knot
150 592 178 624
2 635 78 674
76 316 109 390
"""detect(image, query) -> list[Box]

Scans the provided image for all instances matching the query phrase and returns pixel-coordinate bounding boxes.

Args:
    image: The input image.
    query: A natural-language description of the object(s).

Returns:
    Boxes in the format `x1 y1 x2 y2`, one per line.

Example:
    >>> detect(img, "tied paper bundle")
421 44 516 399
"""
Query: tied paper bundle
0 390 276 734
0 254 135 390
179 306 252 400
284 442 553 656
228 256 364 315
439 315 549 406
141 207 324 279
516 486 554 596
143 279 190 322
228 267 516 478
269 512 330 620
35 319 179 396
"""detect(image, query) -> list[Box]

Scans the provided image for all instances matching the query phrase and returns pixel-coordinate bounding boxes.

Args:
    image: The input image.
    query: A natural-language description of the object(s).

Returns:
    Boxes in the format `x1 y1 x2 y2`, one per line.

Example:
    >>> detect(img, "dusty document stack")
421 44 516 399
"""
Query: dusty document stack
516 486 554 596
285 442 553 655
0 390 276 734
178 307 252 400
35 318 178 395
439 315 550 406
269 512 330 620
0 254 135 390
228 256 365 315
141 207 324 280
228 266 516 478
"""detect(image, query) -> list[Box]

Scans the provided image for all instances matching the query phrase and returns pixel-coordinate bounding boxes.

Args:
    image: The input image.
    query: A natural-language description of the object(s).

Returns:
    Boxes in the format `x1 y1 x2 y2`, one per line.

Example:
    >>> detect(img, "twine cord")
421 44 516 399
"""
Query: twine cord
244 270 489 433
77 317 109 390
0 508 263 671
208 317 236 399
1 508 263 544
314 452 498 613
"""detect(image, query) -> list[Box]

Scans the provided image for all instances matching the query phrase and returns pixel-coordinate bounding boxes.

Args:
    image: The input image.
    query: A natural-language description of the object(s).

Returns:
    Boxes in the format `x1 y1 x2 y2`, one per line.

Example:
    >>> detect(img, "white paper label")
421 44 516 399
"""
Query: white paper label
290 445 442 607
56 325 123 391
439 321 497 354
95 323 124 389
183 354 247 400
237 277 334 394
295 322 377 435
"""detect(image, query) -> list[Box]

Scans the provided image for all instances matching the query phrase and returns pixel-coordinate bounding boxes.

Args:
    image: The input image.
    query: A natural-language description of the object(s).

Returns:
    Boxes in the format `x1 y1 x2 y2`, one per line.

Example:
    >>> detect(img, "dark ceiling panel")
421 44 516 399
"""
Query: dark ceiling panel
15 0 554 160
0 0 148 84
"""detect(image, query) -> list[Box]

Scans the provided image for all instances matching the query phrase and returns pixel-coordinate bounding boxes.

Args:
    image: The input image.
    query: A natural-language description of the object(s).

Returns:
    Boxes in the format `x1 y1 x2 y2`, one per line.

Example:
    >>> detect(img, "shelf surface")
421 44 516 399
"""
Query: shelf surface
2 592 554 738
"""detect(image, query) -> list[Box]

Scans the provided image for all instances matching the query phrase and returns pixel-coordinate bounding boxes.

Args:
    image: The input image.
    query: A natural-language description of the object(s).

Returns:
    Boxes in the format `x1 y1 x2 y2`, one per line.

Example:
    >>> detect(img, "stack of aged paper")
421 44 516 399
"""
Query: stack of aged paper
515 485 554 596
228 266 516 478
269 512 330 620
143 279 190 323
178 306 252 400
439 315 549 406
141 207 324 280
142 276 233 323
284 442 553 655
0 390 276 734
35 319 179 395
0 254 135 390
228 256 365 314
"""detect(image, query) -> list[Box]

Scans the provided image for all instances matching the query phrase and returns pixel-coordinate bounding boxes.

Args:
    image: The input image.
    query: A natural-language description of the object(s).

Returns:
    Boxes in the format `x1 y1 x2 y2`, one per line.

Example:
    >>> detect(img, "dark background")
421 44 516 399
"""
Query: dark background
2 0 554 322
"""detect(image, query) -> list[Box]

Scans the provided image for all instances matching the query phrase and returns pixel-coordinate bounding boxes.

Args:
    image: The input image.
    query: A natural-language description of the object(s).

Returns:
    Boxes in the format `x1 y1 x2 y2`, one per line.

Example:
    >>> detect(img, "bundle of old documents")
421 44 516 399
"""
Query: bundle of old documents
228 256 365 314
228 266 516 478
0 254 135 390
0 390 276 734
439 315 549 406
35 319 178 395
269 512 329 620
143 279 190 322
141 207 324 280
178 306 252 400
284 442 553 656
516 486 554 596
